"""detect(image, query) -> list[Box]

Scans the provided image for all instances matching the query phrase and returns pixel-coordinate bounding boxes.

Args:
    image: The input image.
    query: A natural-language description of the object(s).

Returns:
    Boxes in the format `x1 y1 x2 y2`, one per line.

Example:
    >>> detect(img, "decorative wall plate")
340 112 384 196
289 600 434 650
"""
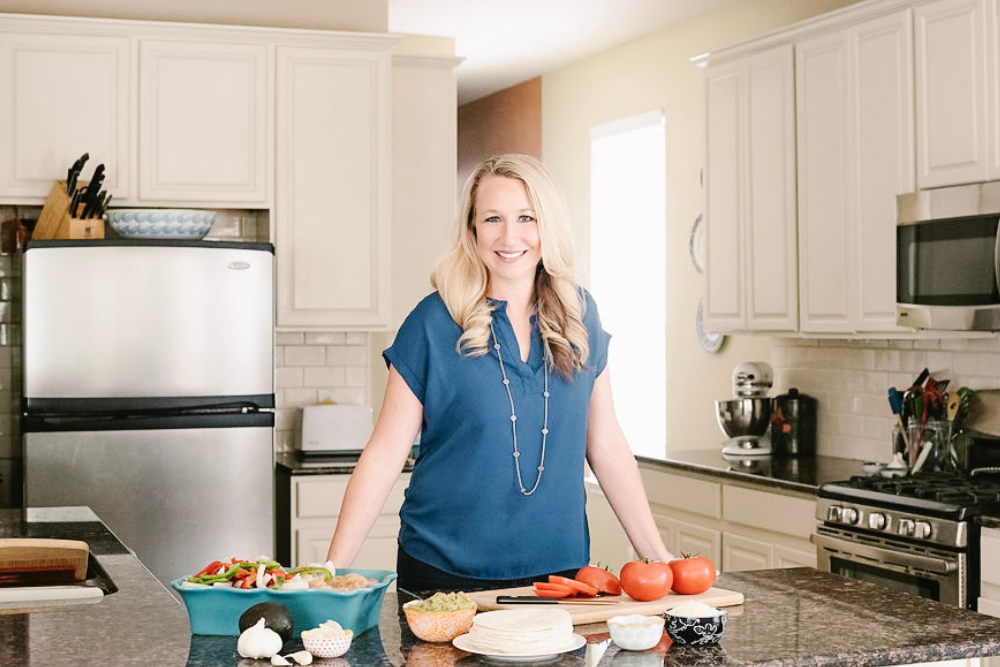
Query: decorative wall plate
696 298 724 353
690 213 705 274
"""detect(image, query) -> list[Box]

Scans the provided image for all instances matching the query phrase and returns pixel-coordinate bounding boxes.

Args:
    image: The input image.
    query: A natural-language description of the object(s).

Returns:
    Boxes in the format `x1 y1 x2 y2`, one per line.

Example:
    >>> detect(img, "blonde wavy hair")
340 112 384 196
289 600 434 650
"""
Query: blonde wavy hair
431 154 589 379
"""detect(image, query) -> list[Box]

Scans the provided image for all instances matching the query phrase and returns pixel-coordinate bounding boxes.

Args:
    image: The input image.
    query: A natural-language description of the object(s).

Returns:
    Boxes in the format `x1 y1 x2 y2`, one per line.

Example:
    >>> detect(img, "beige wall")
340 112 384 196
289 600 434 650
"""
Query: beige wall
541 0 864 455
0 0 387 32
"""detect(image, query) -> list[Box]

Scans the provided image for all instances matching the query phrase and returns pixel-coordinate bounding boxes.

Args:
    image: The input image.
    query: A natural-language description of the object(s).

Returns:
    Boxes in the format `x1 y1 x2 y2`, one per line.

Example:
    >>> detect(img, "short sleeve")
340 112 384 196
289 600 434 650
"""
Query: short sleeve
382 294 447 404
581 289 612 375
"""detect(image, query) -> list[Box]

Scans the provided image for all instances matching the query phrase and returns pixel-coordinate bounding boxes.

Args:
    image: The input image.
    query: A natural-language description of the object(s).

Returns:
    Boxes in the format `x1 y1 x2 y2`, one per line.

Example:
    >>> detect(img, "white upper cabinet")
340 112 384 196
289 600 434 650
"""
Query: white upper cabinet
704 44 797 333
275 44 392 329
139 40 269 205
915 0 990 188
0 29 130 200
797 10 915 333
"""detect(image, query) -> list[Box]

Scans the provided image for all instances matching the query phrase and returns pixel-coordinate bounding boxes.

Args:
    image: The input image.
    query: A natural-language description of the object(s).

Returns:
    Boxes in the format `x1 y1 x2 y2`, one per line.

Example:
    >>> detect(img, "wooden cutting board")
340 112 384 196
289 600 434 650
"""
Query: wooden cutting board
468 585 744 625
0 538 89 587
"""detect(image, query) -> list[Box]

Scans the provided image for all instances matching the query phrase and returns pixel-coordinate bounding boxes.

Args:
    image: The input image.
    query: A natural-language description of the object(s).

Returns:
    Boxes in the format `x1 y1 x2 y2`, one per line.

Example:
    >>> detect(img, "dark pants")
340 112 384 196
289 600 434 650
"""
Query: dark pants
396 544 580 596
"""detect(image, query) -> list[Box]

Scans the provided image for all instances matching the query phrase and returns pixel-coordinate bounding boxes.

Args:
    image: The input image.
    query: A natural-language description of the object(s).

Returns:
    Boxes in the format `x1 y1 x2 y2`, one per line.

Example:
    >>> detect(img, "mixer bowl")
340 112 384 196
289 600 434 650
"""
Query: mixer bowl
715 398 771 438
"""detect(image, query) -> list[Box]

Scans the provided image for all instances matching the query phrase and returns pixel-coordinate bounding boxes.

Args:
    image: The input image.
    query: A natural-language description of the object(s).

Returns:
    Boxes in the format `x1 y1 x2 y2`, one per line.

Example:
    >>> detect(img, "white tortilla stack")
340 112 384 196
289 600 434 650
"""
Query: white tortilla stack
465 608 576 654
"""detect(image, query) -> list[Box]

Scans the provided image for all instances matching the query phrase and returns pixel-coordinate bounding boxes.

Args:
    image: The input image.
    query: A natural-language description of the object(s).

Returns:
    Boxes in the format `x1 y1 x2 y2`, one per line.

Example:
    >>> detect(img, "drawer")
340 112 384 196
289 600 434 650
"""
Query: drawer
297 477 349 518
723 486 815 539
294 473 411 520
640 468 722 519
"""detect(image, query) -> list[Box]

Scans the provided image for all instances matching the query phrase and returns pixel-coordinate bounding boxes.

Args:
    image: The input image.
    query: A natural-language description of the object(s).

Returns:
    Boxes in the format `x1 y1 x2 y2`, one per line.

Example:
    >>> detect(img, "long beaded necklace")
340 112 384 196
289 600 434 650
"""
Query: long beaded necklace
489 321 549 497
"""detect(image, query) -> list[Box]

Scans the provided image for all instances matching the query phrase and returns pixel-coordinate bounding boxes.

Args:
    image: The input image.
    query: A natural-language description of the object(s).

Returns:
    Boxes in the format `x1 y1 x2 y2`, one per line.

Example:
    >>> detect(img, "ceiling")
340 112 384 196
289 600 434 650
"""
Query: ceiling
388 0 735 105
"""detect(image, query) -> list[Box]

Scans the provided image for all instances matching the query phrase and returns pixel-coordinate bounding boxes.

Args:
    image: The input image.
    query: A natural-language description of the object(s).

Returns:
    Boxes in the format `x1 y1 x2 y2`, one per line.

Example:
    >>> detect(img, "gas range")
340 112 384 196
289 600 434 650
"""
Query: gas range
818 472 1000 546
813 471 1000 609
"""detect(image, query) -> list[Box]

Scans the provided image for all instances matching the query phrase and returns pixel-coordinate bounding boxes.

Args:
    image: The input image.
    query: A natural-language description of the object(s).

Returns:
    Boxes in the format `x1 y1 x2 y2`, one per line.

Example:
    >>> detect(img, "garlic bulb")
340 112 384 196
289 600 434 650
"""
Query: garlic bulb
238 618 283 659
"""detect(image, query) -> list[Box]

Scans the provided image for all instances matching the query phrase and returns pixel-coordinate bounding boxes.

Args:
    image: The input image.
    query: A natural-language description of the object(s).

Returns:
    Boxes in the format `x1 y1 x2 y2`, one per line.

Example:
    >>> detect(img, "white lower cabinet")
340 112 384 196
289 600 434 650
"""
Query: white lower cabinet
282 472 410 572
637 465 817 572
980 526 1000 617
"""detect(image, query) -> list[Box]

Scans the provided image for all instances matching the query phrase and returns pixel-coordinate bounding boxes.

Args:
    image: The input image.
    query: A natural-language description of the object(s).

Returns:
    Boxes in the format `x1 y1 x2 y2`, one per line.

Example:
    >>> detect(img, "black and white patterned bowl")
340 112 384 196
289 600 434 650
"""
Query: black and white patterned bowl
106 208 216 239
664 611 727 645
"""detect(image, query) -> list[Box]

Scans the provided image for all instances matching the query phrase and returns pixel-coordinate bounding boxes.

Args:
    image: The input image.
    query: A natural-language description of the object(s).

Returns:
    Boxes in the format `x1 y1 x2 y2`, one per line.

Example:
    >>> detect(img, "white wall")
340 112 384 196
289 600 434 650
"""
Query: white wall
540 0 865 456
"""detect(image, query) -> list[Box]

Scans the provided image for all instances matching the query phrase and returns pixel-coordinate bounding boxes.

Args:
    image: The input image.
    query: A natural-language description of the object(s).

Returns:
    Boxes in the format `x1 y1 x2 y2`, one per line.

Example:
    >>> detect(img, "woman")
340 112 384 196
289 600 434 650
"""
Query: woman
326 154 673 593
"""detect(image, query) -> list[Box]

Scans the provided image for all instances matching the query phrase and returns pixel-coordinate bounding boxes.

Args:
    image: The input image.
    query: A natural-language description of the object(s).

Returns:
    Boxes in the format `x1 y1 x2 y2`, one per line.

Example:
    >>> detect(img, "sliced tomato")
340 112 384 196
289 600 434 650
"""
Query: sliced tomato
533 582 574 597
576 565 622 595
534 588 572 598
548 575 598 597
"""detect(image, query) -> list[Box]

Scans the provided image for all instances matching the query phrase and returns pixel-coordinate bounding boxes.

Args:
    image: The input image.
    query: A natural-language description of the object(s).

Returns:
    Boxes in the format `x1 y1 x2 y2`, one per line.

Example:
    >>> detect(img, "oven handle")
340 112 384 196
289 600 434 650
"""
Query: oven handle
811 533 957 574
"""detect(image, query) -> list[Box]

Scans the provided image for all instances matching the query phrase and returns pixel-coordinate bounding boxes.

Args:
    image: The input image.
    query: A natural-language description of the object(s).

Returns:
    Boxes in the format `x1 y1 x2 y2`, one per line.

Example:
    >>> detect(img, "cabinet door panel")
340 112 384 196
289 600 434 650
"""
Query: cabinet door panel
0 32 130 199
746 46 797 331
296 525 337 566
276 46 390 328
852 11 915 332
673 518 722 565
139 40 267 203
704 65 745 330
723 532 770 572
915 0 990 187
773 543 817 569
797 33 852 332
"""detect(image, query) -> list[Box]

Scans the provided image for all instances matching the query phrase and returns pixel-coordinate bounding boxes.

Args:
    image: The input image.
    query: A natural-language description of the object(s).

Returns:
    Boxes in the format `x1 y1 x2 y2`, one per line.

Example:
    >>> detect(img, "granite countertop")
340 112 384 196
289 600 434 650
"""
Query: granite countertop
276 451 415 476
5 507 1000 667
637 450 866 494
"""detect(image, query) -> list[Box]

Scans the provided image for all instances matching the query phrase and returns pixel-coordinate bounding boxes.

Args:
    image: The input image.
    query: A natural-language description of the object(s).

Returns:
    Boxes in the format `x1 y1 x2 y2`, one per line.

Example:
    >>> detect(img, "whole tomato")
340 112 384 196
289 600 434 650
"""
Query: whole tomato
619 559 672 601
575 565 621 595
669 555 716 595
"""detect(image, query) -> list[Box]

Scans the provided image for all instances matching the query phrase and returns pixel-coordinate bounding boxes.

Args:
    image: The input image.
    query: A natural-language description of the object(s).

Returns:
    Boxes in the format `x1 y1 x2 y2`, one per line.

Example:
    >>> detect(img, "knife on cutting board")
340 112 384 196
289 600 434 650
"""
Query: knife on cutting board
496 596 622 605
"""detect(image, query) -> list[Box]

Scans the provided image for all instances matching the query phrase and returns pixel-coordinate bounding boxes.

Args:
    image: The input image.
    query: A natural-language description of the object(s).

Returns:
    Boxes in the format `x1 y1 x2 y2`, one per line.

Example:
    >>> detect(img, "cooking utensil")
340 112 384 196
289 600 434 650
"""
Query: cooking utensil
66 152 89 197
888 387 911 457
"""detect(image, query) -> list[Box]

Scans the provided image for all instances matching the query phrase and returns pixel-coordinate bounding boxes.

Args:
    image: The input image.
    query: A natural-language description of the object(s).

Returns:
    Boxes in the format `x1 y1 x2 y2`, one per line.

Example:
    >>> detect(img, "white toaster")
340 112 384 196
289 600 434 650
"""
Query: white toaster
300 404 373 454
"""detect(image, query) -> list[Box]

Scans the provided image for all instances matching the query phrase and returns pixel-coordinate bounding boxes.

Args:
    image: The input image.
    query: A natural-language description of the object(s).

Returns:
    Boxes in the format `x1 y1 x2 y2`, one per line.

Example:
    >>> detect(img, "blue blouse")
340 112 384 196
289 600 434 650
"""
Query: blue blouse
383 290 611 580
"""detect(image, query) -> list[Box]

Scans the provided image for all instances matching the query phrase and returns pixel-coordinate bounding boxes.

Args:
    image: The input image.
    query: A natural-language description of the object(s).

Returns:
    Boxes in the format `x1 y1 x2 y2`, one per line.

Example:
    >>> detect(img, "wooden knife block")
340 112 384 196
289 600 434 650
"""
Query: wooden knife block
0 538 89 586
33 180 105 240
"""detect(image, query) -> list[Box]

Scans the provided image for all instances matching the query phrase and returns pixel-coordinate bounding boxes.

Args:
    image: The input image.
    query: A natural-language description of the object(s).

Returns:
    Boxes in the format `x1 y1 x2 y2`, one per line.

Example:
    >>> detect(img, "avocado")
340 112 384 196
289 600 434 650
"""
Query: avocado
238 602 294 644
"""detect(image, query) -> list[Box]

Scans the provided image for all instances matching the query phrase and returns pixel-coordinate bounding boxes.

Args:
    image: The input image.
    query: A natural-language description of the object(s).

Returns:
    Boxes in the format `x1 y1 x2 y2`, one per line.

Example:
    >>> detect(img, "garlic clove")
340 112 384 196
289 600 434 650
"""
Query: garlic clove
287 650 314 665
270 655 292 666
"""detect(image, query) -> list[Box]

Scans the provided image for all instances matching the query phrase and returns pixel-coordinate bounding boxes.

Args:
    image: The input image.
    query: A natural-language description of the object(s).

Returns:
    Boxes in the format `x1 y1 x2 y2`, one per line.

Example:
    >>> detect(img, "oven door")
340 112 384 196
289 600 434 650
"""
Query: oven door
812 525 966 608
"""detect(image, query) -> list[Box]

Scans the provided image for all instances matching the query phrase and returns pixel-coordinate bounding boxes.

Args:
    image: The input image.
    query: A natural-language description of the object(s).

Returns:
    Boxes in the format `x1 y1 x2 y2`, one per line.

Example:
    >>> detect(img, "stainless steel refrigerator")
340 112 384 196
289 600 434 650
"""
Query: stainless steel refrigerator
22 239 275 586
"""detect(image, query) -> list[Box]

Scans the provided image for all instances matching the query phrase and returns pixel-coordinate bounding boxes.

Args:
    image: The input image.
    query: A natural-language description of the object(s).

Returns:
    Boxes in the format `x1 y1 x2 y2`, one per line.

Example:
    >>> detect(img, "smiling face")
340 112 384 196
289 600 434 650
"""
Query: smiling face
473 175 542 297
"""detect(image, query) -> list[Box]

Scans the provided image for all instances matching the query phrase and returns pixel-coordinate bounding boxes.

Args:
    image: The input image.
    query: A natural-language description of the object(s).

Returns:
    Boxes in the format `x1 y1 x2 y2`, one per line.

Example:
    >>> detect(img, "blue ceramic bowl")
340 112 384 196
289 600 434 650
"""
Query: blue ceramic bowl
106 208 217 239
665 610 727 645
172 568 396 636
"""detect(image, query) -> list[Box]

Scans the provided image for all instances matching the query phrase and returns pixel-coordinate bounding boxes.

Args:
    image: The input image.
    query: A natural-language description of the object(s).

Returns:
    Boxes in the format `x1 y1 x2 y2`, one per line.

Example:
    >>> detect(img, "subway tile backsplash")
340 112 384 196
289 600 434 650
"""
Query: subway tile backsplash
274 331 371 452
772 337 1000 462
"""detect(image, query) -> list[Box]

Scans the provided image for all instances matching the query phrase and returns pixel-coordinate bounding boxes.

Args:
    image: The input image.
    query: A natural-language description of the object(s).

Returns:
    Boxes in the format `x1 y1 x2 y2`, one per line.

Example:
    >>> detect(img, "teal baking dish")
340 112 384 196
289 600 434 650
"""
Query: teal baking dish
172 568 396 636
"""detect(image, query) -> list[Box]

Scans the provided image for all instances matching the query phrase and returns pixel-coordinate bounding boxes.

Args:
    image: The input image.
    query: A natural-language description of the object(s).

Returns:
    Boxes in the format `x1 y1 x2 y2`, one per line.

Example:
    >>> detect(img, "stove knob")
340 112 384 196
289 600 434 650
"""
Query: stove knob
868 512 887 530
898 518 915 537
914 520 932 539
827 505 843 522
841 507 859 525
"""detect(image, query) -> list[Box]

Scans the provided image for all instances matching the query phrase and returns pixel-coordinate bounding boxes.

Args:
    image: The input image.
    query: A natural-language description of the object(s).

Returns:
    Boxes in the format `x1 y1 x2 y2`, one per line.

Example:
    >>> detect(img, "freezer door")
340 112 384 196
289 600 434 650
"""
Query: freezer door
23 243 273 400
24 425 274 586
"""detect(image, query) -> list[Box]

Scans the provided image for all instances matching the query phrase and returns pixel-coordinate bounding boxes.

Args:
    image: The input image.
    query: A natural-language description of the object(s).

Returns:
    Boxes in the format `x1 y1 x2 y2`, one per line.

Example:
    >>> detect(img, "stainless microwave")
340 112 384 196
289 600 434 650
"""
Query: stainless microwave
896 181 1000 330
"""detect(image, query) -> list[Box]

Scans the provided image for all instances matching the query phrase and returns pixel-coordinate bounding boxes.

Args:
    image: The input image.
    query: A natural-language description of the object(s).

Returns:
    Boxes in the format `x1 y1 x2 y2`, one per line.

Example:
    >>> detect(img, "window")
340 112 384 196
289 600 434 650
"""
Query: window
590 110 666 458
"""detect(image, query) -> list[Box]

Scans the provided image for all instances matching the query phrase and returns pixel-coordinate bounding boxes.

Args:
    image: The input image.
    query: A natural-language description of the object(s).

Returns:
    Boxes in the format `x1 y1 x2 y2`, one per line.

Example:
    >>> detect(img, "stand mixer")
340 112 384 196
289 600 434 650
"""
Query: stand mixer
716 362 773 457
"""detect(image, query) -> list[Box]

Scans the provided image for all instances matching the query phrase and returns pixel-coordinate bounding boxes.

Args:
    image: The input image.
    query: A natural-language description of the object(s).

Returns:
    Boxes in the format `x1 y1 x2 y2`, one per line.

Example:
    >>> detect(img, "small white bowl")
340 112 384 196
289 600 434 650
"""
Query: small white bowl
862 461 884 475
105 208 217 240
607 614 664 651
302 629 353 658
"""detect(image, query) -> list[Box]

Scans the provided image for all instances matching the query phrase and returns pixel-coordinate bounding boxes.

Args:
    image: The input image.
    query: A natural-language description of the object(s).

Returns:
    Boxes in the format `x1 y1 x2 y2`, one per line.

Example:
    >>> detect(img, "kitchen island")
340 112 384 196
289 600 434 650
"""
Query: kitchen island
3 507 1000 667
